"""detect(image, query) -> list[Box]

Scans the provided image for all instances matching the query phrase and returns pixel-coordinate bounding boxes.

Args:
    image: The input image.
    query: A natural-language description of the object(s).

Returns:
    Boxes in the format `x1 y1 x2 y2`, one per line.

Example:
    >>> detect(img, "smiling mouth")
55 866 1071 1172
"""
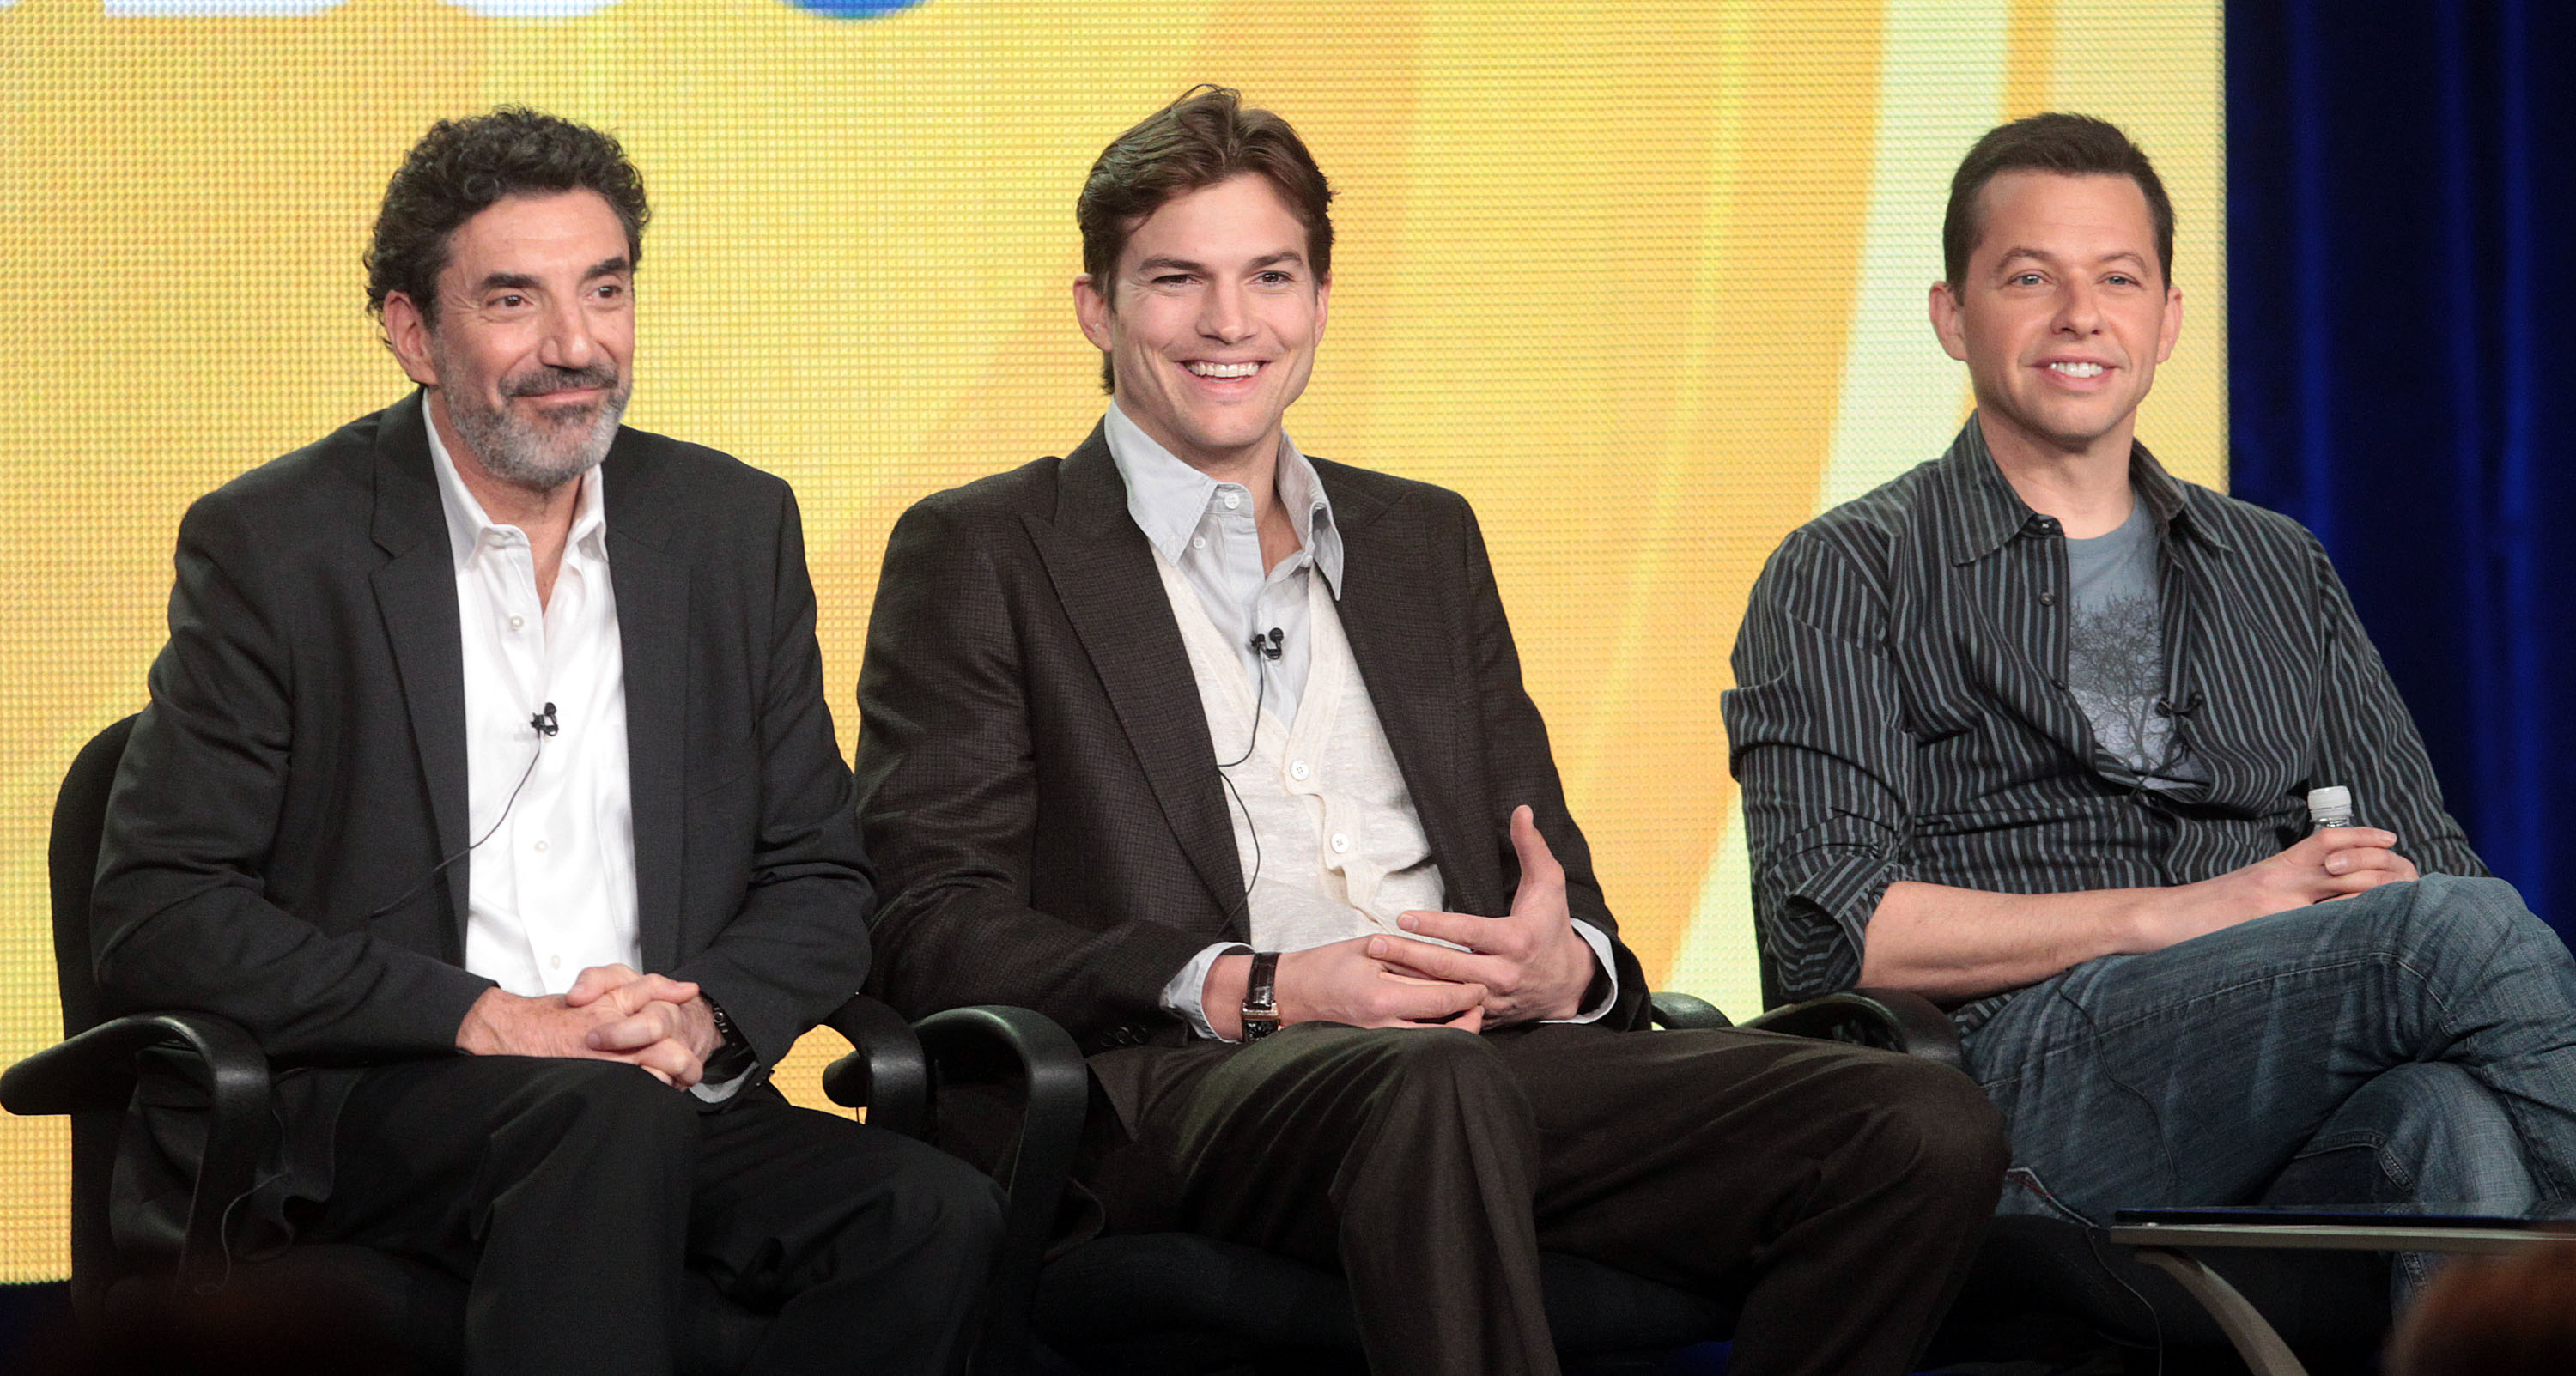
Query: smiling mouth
1186 361 1262 379
2046 361 2107 379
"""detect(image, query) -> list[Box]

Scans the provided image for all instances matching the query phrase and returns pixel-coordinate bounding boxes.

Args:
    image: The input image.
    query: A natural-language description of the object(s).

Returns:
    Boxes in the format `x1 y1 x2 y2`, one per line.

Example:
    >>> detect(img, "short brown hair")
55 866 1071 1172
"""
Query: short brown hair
1077 86 1334 391
1943 112 2172 288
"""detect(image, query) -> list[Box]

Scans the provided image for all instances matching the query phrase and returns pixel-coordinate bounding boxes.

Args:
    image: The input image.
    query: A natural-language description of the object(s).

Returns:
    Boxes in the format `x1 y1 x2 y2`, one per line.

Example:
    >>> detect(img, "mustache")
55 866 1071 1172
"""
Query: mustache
505 363 621 399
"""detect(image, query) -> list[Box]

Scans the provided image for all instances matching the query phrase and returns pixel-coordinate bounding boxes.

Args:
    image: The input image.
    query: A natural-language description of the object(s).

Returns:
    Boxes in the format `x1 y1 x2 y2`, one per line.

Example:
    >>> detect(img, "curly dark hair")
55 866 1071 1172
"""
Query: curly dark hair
1078 87 1333 392
365 107 649 326
1944 112 2172 288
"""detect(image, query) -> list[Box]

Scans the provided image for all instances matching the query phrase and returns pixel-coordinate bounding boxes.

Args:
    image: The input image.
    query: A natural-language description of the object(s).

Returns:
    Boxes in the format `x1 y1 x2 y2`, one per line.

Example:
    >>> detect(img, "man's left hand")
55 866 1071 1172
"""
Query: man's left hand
564 963 723 1088
1369 805 1597 1027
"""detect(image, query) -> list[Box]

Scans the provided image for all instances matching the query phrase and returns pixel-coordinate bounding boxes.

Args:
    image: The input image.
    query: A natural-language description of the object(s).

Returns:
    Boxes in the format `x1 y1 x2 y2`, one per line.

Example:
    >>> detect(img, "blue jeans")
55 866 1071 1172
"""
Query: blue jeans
1959 875 2573 1293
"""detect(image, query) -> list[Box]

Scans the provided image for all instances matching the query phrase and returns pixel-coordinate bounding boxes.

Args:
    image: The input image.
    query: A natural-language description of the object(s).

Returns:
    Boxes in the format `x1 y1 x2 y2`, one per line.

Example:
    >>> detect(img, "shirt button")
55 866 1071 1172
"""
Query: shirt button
1290 761 1311 781
1222 492 1243 511
532 840 549 853
550 955 562 970
1191 536 1208 550
508 615 526 630
1330 833 1351 854
2039 592 2057 606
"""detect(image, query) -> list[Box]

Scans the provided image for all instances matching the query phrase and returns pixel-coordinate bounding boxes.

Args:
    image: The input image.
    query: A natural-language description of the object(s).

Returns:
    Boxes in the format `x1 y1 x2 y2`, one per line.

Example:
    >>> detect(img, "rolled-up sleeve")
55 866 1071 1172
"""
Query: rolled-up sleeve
1723 529 1916 1007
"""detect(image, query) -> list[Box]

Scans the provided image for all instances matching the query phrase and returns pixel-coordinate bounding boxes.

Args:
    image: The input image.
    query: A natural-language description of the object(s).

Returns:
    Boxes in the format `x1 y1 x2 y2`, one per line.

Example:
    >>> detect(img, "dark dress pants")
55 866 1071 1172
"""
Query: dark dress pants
1109 1021 2006 1376
301 1055 1005 1376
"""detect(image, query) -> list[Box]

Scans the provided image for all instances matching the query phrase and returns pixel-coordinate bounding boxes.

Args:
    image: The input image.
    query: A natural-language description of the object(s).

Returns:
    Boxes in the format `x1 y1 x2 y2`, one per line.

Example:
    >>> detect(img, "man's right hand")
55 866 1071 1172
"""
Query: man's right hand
1201 937 1486 1041
2138 827 2420 949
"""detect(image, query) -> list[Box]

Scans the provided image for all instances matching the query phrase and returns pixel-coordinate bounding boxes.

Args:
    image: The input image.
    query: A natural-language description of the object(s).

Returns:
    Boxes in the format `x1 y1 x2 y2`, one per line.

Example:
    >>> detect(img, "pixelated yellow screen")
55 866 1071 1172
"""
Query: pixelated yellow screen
0 0 2221 1277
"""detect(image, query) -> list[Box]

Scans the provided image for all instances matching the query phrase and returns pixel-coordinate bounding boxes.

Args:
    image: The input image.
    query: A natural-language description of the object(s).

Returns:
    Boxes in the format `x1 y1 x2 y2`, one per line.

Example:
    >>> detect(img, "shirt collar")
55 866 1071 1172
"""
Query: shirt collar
1935 413 2218 565
1101 401 1344 597
423 403 610 573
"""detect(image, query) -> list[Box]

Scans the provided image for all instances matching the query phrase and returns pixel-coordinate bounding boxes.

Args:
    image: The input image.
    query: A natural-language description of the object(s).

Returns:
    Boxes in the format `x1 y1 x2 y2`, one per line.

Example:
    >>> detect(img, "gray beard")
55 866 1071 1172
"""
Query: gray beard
433 355 629 492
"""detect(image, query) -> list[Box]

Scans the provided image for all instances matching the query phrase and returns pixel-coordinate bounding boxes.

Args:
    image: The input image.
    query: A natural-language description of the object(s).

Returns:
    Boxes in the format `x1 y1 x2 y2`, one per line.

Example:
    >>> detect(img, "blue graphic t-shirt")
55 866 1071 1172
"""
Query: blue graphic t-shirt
2064 500 2211 794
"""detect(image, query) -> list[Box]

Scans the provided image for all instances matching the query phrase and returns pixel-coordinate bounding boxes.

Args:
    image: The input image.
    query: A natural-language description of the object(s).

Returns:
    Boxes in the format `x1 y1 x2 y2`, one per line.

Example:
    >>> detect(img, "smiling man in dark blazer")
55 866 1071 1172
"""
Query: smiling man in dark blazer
853 87 2006 1376
90 108 998 1375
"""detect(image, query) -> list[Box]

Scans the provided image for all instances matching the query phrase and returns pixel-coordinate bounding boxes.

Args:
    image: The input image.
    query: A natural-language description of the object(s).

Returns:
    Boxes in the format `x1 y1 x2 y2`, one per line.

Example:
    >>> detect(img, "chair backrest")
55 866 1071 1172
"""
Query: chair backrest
51 715 135 1042
49 713 137 1319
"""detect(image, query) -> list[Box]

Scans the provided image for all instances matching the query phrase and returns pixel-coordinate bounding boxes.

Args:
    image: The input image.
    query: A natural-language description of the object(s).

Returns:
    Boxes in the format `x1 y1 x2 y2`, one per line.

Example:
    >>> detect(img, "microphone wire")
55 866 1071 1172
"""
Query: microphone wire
363 704 556 923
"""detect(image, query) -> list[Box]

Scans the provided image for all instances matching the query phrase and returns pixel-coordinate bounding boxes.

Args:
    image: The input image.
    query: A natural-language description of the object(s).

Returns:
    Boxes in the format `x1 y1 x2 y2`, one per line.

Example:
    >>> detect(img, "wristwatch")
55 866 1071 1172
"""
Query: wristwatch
1239 951 1282 1042
702 997 756 1082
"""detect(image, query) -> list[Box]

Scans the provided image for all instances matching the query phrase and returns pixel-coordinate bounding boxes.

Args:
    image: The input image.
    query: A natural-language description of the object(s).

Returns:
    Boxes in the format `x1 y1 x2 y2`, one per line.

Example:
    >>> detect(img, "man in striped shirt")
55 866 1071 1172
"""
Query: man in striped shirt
1727 113 2576 1279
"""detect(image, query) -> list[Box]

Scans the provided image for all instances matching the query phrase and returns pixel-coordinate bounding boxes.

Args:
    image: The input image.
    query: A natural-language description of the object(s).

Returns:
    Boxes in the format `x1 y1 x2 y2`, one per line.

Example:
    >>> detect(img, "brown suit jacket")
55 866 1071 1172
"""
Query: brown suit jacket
853 425 1649 1129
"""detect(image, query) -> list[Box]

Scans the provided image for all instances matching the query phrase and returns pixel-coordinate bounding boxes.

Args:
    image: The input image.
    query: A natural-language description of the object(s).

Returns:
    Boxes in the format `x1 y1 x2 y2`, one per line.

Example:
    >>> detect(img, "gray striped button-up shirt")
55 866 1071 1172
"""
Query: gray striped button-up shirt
1724 418 2485 1028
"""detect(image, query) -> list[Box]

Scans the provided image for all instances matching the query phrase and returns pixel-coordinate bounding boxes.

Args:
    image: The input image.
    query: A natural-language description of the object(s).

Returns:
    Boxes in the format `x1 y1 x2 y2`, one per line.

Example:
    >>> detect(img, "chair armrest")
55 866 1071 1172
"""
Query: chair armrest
909 1006 1087 1376
1 1011 270 1295
816 993 932 1140
811 1000 1090 1375
1647 991 1733 1031
1741 988 1964 1070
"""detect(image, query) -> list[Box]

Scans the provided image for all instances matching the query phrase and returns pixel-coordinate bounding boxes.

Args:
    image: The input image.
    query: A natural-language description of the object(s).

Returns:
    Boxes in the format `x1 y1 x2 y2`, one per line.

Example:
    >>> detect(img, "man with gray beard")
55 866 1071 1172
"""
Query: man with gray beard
89 108 999 1373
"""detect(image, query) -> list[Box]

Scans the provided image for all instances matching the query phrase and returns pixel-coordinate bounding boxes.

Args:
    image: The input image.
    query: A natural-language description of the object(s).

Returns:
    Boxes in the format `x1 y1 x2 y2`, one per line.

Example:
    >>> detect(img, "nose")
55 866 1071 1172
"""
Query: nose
537 295 597 369
2054 277 2103 336
1196 278 1253 342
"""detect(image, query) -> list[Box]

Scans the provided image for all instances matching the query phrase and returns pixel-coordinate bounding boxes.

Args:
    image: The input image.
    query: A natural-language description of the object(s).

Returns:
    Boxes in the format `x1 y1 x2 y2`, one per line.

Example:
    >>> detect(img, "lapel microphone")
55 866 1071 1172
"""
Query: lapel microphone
1251 627 1283 661
531 702 560 736
2152 691 2203 718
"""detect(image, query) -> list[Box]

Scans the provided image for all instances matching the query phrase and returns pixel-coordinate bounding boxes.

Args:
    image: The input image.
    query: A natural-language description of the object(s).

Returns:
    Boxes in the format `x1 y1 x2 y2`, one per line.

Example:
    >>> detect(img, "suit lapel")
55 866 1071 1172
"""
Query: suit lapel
1324 470 1497 917
1027 430 1249 932
368 391 474 943
603 433 690 973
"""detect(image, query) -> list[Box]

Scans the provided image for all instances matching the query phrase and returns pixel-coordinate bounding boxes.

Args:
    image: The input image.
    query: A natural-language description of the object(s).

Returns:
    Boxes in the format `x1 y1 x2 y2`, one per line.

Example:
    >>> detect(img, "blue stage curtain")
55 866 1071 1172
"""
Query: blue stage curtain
2228 0 2573 940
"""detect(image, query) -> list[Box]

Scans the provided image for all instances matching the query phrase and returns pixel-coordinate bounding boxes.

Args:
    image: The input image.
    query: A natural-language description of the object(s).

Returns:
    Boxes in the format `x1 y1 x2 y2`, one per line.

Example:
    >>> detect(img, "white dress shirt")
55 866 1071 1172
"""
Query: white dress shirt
426 415 641 997
1097 405 1618 1038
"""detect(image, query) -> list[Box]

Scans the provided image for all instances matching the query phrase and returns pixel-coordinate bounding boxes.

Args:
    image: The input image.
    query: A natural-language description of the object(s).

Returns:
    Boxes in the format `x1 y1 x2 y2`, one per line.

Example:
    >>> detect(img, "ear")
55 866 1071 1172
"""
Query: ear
1928 279 1969 362
383 292 440 388
2154 282 2184 364
1074 274 1113 353
1313 274 1330 342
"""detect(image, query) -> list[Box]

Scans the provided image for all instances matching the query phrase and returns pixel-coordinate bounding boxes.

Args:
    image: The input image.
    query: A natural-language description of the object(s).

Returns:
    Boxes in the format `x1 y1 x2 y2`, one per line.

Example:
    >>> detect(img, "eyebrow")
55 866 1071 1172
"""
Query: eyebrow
1129 250 1308 276
1996 246 2151 273
467 257 633 295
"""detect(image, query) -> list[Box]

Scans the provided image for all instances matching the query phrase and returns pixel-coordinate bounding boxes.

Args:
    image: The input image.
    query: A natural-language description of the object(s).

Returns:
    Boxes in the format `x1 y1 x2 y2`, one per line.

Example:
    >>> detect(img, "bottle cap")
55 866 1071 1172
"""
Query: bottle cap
2306 785 2353 821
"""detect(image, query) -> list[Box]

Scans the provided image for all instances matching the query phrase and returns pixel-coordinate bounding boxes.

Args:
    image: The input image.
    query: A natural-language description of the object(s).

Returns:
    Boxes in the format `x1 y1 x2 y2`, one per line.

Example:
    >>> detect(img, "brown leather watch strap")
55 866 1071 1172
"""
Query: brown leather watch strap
1240 951 1282 1041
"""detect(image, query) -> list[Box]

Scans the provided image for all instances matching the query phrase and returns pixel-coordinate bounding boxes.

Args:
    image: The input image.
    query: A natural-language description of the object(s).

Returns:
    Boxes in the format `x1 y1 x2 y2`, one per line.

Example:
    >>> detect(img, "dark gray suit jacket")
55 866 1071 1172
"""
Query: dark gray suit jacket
852 427 1649 1131
92 390 872 1248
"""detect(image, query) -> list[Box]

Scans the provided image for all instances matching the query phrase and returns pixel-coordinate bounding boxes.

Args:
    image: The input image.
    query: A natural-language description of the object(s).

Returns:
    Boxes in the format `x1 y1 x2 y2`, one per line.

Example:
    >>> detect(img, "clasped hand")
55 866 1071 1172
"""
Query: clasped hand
1200 806 1598 1038
454 963 721 1088
2144 826 2421 950
1350 805 1596 1028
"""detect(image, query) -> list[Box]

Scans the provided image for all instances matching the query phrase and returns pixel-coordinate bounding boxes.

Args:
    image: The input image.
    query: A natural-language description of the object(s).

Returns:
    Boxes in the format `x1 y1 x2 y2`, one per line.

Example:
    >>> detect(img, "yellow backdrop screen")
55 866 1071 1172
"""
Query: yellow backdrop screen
0 0 2221 1277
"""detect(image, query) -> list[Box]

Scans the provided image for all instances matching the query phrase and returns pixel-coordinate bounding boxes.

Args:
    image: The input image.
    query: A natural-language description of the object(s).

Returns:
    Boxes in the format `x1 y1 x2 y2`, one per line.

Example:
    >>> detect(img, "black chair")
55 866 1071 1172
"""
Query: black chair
1015 985 1974 1376
0 716 1091 1376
